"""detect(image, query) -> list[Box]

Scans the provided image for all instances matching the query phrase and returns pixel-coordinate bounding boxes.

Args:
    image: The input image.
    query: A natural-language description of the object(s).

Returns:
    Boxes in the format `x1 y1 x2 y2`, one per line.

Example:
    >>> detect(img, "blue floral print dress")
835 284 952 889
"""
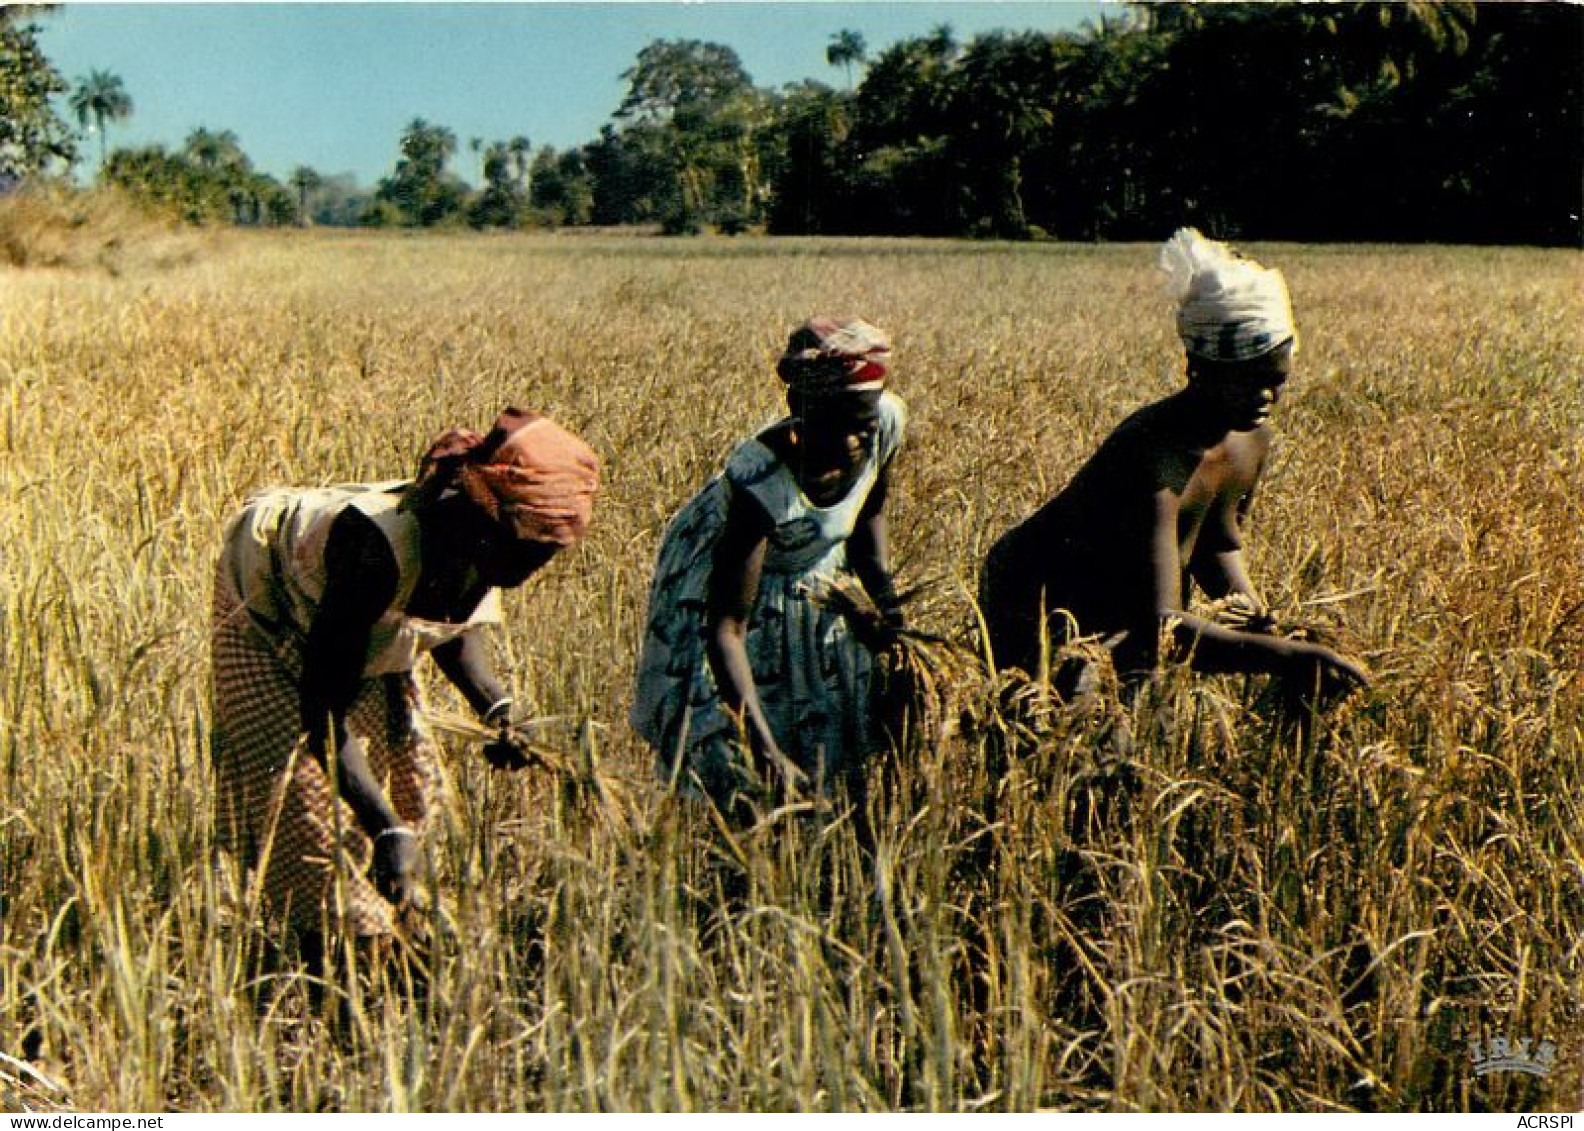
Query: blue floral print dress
630 392 906 801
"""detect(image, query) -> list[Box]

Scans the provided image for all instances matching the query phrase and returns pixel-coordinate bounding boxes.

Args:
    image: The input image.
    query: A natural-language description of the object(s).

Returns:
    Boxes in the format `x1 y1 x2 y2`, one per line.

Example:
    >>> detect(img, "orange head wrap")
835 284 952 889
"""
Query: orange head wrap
414 408 600 546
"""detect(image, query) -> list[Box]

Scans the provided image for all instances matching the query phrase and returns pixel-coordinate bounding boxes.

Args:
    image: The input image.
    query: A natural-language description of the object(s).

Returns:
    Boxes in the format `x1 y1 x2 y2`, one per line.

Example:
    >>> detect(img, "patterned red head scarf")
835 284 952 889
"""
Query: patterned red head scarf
775 316 891 397
413 408 600 546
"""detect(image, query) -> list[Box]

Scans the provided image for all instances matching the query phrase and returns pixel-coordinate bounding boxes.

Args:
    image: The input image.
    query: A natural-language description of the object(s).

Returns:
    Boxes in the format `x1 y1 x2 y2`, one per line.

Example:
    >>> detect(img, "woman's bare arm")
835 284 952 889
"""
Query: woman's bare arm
846 466 901 625
301 510 418 898
1149 489 1364 687
705 486 801 786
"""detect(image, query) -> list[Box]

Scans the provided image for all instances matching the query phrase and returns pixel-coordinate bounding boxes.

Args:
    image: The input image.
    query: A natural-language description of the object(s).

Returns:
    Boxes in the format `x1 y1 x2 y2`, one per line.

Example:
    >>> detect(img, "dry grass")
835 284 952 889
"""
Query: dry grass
0 185 219 275
0 231 1580 1111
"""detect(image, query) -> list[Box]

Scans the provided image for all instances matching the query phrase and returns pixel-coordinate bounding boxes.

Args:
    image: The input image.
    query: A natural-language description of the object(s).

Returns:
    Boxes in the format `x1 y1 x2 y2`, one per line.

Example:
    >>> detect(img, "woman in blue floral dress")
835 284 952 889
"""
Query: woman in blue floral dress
631 316 907 816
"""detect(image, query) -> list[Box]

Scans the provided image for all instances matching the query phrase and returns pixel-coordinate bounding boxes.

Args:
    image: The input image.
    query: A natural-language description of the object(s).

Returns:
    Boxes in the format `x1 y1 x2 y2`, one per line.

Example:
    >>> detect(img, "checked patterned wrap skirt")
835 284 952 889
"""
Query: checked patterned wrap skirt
210 573 440 938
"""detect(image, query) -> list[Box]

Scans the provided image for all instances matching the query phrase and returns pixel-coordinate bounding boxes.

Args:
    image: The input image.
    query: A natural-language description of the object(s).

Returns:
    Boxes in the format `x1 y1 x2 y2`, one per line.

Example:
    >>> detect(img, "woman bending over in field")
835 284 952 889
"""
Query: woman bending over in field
631 316 907 820
211 408 599 954
980 229 1368 701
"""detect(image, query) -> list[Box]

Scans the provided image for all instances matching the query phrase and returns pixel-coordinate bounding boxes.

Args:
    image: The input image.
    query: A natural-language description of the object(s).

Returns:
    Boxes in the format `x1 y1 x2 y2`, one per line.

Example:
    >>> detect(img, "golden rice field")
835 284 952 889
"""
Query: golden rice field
0 227 1580 1112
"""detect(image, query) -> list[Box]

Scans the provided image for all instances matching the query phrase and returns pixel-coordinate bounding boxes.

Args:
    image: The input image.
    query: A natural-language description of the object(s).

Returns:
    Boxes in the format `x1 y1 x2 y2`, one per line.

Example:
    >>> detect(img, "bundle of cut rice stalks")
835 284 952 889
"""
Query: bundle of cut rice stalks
1205 591 1374 724
424 709 635 834
815 573 988 761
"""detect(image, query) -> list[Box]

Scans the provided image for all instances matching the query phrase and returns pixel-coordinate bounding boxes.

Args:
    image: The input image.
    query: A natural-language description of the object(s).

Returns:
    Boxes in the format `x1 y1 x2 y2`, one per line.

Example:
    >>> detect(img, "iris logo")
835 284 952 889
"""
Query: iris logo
1469 1035 1558 1078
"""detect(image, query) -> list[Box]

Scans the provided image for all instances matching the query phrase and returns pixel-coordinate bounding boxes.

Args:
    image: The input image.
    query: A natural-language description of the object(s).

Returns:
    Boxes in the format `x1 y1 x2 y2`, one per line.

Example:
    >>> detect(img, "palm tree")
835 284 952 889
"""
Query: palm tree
924 23 958 61
69 69 133 172
508 135 532 193
826 29 868 90
185 128 252 222
288 165 321 226
184 127 245 173
398 118 457 176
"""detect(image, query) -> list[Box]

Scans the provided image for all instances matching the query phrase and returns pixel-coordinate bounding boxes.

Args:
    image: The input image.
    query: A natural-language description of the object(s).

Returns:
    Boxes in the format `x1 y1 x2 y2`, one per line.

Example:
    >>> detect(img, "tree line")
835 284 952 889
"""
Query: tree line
2 3 1578 245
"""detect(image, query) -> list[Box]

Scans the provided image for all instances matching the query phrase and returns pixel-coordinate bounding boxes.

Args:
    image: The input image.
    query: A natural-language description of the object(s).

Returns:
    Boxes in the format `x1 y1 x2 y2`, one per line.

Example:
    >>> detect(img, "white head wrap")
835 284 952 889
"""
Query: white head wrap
1159 227 1297 363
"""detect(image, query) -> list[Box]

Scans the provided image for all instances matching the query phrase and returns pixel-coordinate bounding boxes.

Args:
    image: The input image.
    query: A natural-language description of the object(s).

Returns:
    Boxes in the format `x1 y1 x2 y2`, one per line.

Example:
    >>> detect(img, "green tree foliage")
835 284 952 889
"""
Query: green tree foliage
1106 0 1578 244
468 135 483 185
563 9 1578 246
182 127 270 224
103 137 294 228
528 146 594 226
373 117 465 226
288 165 321 227
835 26 961 235
467 140 528 229
1020 14 1164 240
27 5 1577 244
944 31 1065 238
507 135 532 186
0 7 75 177
461 134 537 229
584 123 670 226
183 126 248 188
255 177 295 227
601 38 771 233
617 38 753 122
763 81 850 235
68 68 132 172
306 172 371 226
1438 2 1581 245
852 24 957 149
825 28 867 91
103 145 201 218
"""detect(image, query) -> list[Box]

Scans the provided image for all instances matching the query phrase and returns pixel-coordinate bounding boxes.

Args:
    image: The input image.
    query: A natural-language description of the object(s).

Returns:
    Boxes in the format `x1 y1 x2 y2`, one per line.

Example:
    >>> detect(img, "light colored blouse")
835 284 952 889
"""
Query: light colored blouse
725 390 907 577
219 480 501 675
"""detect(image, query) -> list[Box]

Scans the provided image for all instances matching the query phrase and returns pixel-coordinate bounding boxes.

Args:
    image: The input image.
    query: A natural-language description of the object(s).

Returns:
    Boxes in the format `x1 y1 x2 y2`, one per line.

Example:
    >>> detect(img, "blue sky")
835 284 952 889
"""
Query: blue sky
36 2 1110 187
